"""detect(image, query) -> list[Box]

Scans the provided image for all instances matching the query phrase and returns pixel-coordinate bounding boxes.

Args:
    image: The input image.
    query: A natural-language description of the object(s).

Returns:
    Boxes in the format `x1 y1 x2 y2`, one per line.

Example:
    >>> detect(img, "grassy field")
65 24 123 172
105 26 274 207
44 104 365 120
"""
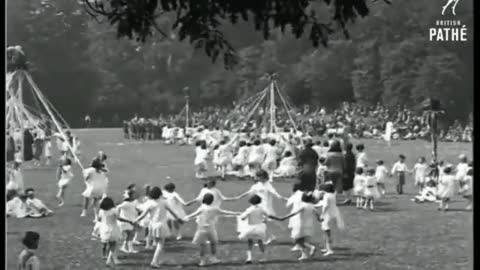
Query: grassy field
6 128 473 270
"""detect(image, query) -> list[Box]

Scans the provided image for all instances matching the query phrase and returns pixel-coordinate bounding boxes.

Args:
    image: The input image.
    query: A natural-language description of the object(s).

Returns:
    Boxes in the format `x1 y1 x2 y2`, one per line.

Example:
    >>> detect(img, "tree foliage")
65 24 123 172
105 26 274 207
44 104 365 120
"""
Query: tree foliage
7 0 473 127
81 0 390 69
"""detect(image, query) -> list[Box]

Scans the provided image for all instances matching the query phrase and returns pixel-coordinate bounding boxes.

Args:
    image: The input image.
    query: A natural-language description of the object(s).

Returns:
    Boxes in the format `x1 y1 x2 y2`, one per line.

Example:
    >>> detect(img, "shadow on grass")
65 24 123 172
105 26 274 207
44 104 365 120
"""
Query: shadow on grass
444 208 472 212
372 207 402 212
118 250 381 267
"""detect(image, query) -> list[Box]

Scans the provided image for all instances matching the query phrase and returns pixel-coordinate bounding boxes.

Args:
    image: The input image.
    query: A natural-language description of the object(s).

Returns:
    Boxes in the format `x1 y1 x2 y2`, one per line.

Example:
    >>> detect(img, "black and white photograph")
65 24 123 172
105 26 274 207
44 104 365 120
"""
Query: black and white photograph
5 0 474 269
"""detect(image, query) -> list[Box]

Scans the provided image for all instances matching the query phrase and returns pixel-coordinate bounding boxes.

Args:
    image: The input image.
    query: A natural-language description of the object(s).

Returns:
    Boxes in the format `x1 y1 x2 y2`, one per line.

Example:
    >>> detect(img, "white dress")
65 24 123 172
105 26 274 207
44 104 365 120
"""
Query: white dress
456 163 469 182
212 149 221 167
414 163 429 186
274 156 297 177
461 175 473 196
286 191 303 238
6 197 28 218
356 152 368 169
248 145 265 165
144 198 171 239
237 205 268 241
353 175 366 196
384 121 393 142
191 205 220 245
261 144 278 171
44 141 52 158
195 187 225 209
58 165 74 188
6 169 23 192
26 198 52 218
437 174 458 199
363 176 380 199
247 182 282 216
292 203 317 239
316 192 344 231
163 191 187 220
117 200 138 231
137 197 152 228
194 147 209 171
98 209 122 243
218 144 233 166
232 146 249 167
82 168 108 199
375 165 389 184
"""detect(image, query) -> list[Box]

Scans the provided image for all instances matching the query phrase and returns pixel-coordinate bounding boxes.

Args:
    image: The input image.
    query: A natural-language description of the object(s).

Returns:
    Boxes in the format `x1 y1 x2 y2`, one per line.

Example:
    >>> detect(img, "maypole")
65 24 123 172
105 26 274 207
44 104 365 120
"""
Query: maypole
25 73 84 170
269 74 276 133
183 86 190 130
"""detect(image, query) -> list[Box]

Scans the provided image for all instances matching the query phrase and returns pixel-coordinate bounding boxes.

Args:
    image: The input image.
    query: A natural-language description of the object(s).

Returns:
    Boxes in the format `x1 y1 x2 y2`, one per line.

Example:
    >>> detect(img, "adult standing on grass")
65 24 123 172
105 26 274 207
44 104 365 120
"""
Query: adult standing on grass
297 139 319 191
325 140 345 194
81 158 109 220
342 143 356 204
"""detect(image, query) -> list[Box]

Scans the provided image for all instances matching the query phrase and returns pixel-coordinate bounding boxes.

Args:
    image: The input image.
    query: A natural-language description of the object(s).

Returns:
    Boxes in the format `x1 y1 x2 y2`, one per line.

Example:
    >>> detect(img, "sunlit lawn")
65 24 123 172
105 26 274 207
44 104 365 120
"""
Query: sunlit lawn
6 128 473 270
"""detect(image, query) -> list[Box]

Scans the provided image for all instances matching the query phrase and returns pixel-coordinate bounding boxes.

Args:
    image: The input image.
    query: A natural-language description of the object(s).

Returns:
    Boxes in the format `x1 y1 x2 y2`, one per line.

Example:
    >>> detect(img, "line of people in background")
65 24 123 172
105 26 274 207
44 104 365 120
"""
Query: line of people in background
121 102 473 143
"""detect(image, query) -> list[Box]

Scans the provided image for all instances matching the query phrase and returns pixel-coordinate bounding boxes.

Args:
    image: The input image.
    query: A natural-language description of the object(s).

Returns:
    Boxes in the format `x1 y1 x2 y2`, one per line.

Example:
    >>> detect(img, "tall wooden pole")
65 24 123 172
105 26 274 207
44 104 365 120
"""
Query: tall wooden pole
270 76 275 133
184 87 189 129
431 111 438 164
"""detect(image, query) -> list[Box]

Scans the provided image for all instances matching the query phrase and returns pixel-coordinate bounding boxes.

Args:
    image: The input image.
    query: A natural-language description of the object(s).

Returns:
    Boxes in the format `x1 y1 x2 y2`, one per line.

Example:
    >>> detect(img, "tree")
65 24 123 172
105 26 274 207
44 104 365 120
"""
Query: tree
81 0 390 69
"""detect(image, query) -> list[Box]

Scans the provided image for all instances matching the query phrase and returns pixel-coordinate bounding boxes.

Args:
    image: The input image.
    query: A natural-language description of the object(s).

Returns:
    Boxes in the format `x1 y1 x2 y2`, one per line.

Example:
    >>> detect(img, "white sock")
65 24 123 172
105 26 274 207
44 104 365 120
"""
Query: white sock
246 250 252 261
152 243 163 264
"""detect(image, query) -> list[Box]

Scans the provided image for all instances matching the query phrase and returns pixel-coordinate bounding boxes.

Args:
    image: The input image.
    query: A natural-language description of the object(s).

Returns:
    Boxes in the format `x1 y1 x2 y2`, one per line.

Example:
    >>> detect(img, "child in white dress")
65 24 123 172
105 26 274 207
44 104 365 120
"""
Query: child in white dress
163 182 187 240
277 193 320 261
56 158 74 207
134 185 153 248
134 187 183 268
363 168 381 210
186 180 235 209
316 157 328 184
117 189 139 254
194 141 209 179
6 161 24 194
44 137 52 166
212 145 221 172
437 165 459 211
97 197 133 266
411 180 438 203
262 140 279 182
184 193 240 266
81 159 109 220
233 171 286 244
25 188 54 218
285 184 304 252
353 167 366 208
456 154 469 183
459 168 473 210
248 140 266 178
17 231 41 270
274 151 298 178
217 135 239 179
232 141 250 178
356 144 368 169
238 195 281 264
375 160 388 196
413 157 429 193
316 182 344 256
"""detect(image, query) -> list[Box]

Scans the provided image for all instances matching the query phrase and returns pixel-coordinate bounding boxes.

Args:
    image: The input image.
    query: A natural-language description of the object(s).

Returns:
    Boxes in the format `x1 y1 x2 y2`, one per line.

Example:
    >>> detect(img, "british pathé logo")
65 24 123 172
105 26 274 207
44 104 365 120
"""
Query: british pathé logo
442 0 460 15
429 0 467 42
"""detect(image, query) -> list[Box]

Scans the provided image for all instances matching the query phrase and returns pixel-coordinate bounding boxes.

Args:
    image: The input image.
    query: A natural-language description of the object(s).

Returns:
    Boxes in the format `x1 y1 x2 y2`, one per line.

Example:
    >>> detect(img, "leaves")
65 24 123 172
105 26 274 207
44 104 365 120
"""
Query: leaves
81 0 379 69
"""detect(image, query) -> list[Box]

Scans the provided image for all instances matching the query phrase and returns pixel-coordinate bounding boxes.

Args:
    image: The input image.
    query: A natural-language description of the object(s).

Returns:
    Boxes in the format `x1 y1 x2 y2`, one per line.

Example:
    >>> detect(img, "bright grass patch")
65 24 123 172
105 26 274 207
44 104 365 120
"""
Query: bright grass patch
6 129 473 270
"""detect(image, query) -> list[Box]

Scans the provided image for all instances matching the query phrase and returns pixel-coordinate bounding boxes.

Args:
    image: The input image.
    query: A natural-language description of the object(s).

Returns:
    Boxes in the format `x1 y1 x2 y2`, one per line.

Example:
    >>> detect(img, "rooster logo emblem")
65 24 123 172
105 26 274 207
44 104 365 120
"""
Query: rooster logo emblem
442 0 460 15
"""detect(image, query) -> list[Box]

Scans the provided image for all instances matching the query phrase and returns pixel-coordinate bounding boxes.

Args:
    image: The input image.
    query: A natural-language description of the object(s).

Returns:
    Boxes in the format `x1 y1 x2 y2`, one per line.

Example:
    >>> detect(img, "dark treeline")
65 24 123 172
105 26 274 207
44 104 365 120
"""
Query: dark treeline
7 0 473 127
